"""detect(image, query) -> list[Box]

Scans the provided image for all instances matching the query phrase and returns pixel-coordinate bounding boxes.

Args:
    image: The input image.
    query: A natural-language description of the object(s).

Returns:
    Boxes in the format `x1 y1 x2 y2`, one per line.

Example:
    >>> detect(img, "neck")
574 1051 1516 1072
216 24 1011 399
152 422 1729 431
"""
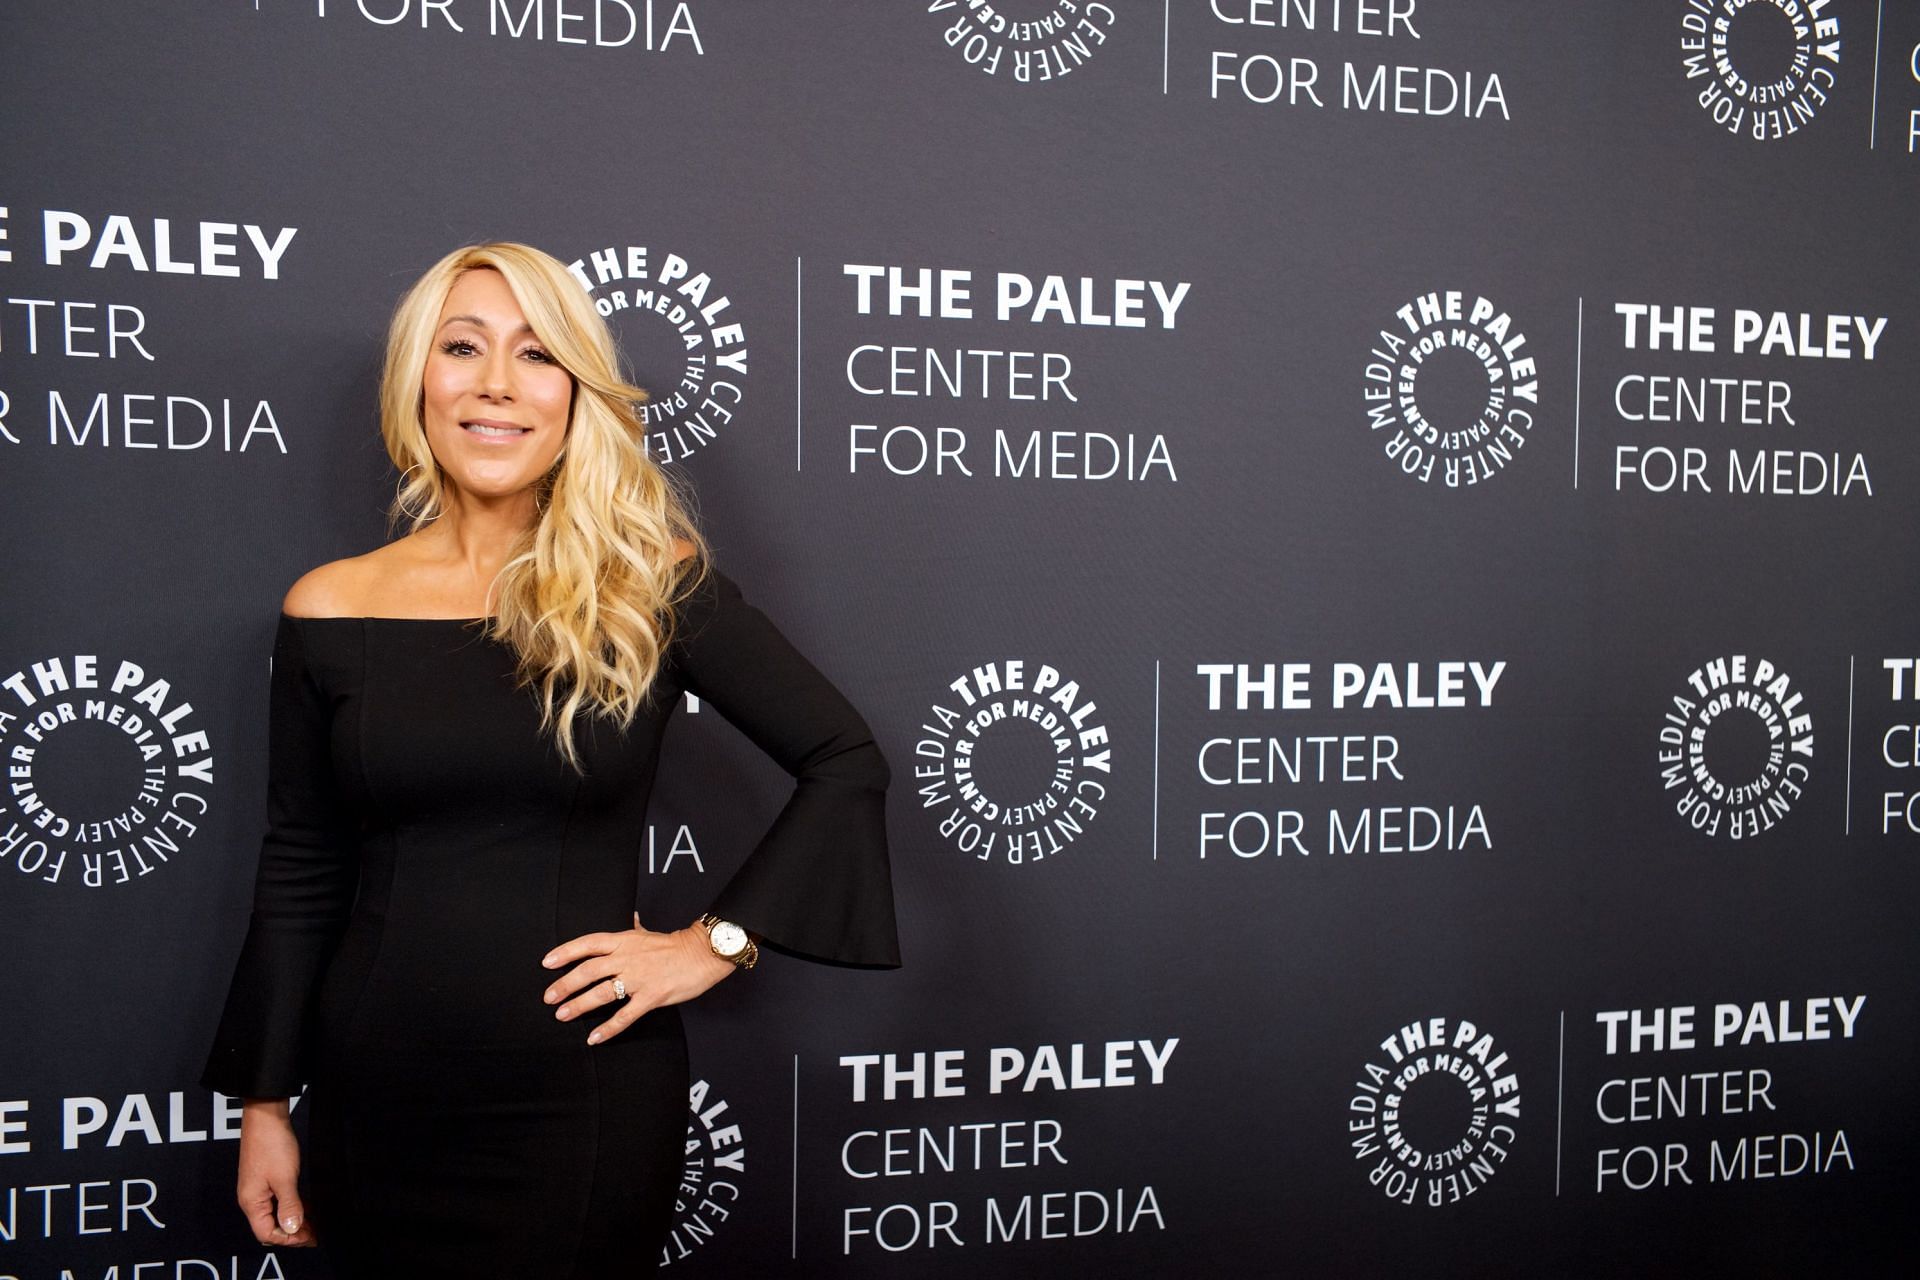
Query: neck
425 484 542 608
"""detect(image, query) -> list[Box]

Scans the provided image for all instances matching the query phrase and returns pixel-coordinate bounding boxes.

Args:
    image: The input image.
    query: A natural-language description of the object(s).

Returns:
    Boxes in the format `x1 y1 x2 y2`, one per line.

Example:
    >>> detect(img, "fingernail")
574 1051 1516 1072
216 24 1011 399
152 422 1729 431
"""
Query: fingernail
587 1030 601 1045
541 956 556 968
556 1006 570 1018
283 1215 300 1232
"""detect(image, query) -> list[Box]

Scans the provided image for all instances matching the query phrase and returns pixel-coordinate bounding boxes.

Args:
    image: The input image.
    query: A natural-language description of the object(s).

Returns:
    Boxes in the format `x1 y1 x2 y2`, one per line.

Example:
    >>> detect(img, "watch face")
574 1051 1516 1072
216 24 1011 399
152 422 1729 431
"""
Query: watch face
711 921 748 956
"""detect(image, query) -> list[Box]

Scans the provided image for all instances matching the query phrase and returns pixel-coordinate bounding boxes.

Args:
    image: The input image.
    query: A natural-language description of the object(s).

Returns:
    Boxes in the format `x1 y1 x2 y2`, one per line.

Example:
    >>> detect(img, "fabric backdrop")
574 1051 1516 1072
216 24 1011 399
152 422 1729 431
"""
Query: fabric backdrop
2 2 1916 1275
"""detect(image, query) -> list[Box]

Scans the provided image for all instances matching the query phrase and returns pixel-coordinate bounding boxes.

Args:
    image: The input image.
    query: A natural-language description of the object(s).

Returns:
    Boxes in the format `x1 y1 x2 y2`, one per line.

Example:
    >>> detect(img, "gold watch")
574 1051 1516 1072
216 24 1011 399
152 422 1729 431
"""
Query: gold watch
699 914 759 969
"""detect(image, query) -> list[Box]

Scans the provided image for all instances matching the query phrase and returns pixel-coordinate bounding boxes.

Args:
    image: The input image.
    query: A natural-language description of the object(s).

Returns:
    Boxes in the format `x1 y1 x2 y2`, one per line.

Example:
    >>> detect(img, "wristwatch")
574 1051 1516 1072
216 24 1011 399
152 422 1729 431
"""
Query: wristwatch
699 913 760 969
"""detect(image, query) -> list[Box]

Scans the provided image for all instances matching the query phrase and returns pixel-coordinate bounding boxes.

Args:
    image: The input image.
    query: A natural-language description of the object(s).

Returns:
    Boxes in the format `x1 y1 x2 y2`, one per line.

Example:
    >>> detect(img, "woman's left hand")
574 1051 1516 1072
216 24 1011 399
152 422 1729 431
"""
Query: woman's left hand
539 913 737 1045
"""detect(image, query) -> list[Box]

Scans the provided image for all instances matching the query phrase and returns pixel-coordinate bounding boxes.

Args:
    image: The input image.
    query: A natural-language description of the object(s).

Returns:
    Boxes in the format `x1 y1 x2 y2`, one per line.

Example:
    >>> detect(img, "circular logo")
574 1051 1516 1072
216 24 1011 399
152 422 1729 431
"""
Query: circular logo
0 650 215 890
1658 654 1814 839
1680 0 1841 141
1362 291 1541 487
565 245 749 464
922 1 1117 83
1348 1017 1521 1208
659 1077 746 1265
915 658 1112 865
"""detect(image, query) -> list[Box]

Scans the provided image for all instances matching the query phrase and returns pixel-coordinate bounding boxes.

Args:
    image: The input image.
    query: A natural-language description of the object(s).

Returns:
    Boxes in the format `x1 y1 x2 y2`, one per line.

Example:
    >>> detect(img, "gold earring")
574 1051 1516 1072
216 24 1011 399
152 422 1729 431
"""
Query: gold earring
395 462 436 524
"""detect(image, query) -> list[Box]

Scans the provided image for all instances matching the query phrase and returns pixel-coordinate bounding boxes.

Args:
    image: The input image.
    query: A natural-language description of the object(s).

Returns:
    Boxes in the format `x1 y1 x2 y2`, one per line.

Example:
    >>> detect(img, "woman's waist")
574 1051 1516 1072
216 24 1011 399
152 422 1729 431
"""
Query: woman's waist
311 996 687 1095
319 902 647 1047
316 941 685 1055
348 828 641 940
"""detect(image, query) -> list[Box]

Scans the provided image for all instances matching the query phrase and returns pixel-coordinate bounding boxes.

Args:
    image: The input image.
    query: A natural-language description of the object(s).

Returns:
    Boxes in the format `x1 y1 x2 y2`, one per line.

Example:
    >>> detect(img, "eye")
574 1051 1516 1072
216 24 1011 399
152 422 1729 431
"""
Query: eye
439 338 479 357
522 346 557 364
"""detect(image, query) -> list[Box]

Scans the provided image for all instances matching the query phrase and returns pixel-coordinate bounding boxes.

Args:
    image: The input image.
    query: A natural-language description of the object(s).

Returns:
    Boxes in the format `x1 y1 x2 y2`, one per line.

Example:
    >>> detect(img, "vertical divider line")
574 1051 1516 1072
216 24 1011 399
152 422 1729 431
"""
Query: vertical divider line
1870 0 1885 149
795 257 804 471
1555 1011 1566 1196
791 1054 800 1258
1162 1 1171 95
1846 655 1857 836
1152 659 1162 859
1573 297 1585 490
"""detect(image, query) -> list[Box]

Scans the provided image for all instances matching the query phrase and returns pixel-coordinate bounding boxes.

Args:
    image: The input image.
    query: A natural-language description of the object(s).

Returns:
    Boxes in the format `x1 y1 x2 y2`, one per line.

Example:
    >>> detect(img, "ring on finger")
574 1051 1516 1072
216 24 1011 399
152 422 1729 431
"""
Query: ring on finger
612 977 628 1001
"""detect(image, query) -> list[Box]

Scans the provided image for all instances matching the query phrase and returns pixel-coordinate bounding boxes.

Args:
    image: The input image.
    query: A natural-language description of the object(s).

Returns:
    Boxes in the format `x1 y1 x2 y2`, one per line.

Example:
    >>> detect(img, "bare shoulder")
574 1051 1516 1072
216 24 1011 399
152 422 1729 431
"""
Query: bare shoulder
281 552 382 618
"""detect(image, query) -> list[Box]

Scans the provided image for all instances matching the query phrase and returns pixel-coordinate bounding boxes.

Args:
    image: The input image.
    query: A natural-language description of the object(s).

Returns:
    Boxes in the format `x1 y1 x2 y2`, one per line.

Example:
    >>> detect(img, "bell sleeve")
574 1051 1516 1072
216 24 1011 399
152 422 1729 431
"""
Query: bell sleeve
669 565 901 969
199 615 359 1099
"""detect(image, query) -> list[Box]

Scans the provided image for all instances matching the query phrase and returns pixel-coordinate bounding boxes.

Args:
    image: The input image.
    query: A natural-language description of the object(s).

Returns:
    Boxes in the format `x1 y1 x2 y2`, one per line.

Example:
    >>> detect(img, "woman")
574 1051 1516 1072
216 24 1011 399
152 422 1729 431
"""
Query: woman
200 242 900 1275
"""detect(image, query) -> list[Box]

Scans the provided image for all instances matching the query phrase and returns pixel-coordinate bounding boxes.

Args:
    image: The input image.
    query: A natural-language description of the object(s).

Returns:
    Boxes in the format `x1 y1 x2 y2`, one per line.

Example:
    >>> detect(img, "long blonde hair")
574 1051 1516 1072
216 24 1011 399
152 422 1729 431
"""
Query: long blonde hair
378 241 712 774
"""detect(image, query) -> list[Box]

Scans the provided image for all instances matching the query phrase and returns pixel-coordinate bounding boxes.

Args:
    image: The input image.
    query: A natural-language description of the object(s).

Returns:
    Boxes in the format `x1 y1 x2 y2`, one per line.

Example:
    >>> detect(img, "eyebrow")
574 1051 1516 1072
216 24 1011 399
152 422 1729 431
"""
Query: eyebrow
438 314 537 336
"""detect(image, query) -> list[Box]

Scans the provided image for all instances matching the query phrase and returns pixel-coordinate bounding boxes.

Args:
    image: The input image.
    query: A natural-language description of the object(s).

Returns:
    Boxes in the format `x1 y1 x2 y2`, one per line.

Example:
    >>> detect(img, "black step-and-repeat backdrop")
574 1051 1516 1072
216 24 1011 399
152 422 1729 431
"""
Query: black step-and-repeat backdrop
4 2 1918 1275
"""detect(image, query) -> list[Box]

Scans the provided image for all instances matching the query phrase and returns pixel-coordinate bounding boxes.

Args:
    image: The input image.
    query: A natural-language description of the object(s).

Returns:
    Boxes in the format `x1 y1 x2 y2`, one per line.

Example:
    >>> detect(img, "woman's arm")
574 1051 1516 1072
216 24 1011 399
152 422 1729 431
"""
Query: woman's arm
538 560 902 1046
199 612 358 1246
201 614 361 1100
667 563 901 968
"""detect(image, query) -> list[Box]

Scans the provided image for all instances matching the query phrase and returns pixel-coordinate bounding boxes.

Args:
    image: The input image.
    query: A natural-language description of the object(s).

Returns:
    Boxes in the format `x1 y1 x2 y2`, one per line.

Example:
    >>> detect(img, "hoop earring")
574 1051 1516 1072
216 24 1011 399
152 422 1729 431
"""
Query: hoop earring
395 462 436 525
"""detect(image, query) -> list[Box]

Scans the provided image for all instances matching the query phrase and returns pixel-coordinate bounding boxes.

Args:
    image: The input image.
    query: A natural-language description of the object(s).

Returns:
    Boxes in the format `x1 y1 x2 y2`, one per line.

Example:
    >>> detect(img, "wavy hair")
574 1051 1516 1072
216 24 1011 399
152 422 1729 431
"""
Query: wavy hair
378 241 712 774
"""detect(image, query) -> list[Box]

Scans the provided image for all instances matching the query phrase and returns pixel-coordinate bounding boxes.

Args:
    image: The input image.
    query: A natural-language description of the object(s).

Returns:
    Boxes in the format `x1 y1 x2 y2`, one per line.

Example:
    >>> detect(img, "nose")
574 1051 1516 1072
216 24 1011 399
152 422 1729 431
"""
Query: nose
478 343 515 401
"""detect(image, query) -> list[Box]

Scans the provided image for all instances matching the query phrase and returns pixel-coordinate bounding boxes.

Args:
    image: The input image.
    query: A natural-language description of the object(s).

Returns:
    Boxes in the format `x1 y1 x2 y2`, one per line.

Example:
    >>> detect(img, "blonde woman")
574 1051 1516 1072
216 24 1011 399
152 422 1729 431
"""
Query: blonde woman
201 242 900 1275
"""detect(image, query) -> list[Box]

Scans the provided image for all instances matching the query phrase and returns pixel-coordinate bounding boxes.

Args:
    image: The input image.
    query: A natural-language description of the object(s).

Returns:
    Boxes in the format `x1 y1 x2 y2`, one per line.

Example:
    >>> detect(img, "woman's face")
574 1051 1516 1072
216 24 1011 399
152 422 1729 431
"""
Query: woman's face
421 267 574 501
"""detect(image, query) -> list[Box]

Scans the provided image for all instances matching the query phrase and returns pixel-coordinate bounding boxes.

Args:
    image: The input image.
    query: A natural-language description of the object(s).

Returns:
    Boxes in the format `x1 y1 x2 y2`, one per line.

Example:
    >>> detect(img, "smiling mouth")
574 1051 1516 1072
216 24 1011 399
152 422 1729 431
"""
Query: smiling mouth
463 421 532 438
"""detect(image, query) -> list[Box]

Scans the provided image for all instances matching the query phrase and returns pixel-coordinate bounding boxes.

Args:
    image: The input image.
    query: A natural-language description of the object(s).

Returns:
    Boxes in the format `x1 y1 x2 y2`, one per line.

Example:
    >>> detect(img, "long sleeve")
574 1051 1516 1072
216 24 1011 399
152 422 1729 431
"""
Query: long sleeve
199 615 360 1099
669 565 901 969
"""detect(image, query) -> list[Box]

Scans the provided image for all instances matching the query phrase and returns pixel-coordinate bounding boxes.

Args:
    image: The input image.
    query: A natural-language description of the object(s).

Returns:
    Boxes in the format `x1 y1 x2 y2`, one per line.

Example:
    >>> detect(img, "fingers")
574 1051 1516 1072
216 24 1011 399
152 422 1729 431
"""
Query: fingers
540 917 675 1046
579 929 732 1046
242 1194 280 1244
273 1189 317 1247
551 974 623 1024
588 995 643 1046
242 1183 316 1248
543 953 614 1006
540 929 616 970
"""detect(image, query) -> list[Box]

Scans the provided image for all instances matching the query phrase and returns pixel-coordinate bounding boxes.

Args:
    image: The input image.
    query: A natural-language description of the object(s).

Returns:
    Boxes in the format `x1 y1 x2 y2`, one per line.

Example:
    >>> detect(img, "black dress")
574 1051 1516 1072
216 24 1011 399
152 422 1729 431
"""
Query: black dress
199 564 900 1277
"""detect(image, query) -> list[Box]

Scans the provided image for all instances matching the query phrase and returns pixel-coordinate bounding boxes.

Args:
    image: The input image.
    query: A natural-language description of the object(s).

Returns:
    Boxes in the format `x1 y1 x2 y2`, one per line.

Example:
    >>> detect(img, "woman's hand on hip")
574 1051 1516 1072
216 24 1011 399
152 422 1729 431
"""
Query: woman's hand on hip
540 913 738 1044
